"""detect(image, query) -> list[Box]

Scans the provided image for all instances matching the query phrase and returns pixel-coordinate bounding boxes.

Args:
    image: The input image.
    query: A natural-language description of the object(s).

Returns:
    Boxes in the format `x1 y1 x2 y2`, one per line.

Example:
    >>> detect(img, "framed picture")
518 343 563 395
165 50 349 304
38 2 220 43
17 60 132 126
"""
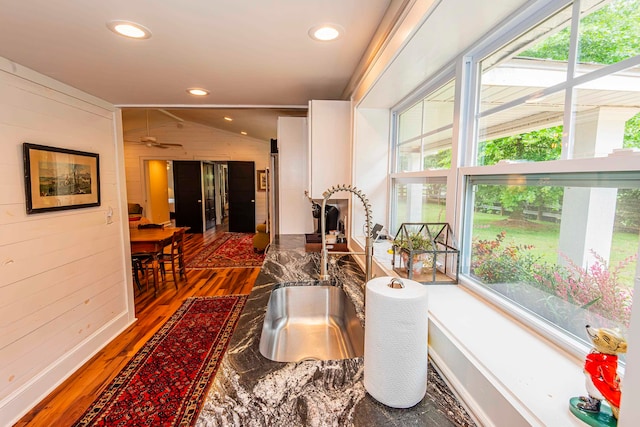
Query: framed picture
257 169 267 191
23 143 100 214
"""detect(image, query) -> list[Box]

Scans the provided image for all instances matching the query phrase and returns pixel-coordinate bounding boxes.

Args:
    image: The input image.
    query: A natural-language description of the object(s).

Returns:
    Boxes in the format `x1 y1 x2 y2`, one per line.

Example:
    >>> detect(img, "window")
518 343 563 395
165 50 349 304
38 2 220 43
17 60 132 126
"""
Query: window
465 172 639 344
476 0 640 164
391 179 447 234
462 0 640 351
575 0 640 68
389 0 640 355
395 79 455 172
392 78 455 239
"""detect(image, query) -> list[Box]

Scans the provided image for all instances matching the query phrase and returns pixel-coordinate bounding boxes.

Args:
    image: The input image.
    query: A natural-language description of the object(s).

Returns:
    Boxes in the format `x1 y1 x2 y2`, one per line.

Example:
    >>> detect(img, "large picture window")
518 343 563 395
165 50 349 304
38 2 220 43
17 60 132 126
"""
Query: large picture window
464 172 639 344
464 0 640 350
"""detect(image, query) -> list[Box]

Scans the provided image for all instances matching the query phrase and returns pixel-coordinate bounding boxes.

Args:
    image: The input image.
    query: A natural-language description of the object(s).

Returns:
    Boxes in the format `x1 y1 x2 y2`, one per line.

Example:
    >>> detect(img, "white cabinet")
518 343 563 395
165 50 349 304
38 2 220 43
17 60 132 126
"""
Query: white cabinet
307 100 351 199
276 116 314 234
274 101 351 234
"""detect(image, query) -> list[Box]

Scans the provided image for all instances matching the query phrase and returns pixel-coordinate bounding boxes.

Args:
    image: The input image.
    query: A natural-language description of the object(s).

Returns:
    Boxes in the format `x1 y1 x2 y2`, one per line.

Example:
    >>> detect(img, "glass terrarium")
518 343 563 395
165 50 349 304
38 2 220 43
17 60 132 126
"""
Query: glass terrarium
391 222 459 284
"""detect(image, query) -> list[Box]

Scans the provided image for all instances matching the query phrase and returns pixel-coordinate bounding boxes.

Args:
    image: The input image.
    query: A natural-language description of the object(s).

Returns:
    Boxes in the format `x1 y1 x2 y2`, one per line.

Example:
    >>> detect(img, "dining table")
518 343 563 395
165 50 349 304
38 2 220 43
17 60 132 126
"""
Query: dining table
129 226 189 294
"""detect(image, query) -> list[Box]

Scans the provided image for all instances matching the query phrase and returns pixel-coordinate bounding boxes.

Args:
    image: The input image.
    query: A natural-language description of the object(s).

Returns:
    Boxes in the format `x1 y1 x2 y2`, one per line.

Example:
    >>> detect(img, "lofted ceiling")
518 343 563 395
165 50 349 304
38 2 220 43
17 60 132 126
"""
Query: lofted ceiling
121 107 309 142
0 0 396 141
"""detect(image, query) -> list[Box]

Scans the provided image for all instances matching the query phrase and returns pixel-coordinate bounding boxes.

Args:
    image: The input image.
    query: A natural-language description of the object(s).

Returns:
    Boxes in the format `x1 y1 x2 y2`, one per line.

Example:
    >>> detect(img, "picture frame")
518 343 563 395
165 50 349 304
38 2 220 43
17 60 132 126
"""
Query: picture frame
257 169 267 191
23 143 101 214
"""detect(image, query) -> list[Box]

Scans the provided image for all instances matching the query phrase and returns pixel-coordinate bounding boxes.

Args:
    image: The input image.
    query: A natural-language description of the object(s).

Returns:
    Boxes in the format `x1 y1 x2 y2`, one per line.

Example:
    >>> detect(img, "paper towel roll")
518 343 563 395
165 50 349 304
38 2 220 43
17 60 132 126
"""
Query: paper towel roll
363 276 428 408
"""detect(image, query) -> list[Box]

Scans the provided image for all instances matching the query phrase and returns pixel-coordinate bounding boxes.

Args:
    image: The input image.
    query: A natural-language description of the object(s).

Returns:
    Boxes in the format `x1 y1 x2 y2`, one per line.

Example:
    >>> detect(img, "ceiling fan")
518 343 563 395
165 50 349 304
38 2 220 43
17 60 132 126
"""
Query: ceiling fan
126 109 183 149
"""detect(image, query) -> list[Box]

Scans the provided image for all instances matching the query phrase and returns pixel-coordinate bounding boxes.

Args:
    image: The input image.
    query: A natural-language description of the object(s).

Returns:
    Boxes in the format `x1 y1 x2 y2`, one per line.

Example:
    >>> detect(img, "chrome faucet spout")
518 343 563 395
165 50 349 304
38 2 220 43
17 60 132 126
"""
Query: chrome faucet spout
319 184 373 283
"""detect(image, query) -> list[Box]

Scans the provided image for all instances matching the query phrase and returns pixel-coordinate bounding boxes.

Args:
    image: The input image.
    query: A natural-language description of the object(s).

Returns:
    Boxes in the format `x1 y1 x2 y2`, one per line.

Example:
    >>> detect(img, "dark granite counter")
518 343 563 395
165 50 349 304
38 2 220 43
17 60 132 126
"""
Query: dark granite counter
196 235 476 427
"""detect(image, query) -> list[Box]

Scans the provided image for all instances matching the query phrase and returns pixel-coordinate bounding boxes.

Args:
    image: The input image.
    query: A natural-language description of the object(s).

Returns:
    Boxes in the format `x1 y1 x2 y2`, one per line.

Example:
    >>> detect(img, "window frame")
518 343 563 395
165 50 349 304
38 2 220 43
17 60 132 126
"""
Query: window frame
459 158 640 355
390 0 640 360
390 68 458 235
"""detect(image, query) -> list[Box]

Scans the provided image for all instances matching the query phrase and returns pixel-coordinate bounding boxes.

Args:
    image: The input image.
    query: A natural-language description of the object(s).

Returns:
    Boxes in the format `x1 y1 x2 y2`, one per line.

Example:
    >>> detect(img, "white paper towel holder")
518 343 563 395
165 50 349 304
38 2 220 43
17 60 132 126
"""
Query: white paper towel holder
387 278 404 289
364 275 429 408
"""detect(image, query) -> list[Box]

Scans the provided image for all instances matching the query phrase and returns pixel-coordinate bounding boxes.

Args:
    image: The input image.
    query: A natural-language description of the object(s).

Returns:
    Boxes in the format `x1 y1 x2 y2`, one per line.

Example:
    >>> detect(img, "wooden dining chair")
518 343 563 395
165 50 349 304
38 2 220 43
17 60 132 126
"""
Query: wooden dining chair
131 252 154 293
159 229 187 287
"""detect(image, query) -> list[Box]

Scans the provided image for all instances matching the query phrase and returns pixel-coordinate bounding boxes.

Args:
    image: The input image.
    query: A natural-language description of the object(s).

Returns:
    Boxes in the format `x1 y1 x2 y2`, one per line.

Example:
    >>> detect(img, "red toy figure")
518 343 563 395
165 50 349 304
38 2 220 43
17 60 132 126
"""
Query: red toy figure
574 325 627 422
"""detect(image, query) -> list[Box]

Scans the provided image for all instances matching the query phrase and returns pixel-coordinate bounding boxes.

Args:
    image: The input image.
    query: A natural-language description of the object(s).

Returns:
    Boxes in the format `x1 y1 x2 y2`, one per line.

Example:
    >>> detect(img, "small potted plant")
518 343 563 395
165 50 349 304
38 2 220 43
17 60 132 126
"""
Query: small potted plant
391 222 460 284
393 231 434 275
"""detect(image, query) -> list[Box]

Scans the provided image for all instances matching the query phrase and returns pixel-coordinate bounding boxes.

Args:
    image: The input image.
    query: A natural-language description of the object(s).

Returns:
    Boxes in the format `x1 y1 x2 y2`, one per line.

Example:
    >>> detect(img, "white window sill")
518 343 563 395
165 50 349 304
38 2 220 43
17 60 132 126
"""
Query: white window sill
427 285 585 426
355 238 587 426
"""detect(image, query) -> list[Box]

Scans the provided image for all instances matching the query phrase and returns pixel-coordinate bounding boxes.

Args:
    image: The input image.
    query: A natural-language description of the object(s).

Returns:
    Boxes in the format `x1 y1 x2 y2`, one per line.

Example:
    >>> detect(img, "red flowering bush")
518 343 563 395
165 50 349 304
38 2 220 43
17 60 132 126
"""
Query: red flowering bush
471 232 636 328
470 231 538 284
533 251 636 327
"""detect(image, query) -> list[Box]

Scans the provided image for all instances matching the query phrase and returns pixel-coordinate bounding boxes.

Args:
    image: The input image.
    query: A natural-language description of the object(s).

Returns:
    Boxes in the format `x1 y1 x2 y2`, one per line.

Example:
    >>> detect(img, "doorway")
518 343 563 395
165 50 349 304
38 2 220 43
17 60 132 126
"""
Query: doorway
203 162 216 230
143 160 171 224
144 159 251 234
227 161 256 232
173 160 204 233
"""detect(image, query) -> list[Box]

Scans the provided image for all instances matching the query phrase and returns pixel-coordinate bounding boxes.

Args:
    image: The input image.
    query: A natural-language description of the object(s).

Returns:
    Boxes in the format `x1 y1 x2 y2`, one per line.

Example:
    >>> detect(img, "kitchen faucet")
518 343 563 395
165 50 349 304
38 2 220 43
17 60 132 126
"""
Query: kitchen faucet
318 184 373 283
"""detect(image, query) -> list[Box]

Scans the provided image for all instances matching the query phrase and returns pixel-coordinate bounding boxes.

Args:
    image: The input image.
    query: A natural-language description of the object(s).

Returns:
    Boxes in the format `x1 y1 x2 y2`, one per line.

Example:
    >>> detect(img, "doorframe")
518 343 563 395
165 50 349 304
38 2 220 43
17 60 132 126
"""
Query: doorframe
213 162 228 225
140 156 174 225
202 161 217 230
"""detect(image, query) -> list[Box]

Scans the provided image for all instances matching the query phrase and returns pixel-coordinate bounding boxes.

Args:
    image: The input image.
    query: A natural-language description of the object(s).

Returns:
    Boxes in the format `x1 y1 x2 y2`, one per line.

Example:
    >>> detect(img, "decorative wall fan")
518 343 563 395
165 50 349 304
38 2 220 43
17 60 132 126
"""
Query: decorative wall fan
125 110 183 149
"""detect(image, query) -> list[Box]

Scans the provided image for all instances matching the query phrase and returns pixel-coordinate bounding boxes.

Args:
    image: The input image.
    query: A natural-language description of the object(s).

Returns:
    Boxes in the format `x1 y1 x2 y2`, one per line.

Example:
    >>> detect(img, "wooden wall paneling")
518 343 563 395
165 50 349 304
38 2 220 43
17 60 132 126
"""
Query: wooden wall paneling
0 69 113 114
0 273 126 399
0 220 119 287
0 209 113 243
0 160 26 205
1 250 124 343
0 63 133 424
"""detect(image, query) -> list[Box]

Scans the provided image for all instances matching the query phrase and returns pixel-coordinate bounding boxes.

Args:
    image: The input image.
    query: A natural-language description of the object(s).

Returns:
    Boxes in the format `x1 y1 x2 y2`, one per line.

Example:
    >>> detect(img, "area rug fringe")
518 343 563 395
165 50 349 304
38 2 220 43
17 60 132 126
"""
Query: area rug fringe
73 295 247 427
186 232 265 269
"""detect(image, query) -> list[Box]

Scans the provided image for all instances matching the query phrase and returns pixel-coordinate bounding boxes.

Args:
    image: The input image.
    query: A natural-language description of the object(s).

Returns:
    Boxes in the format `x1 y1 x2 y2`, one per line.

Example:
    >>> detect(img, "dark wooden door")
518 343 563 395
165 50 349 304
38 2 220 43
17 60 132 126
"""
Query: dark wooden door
203 162 216 230
227 161 255 232
173 161 203 233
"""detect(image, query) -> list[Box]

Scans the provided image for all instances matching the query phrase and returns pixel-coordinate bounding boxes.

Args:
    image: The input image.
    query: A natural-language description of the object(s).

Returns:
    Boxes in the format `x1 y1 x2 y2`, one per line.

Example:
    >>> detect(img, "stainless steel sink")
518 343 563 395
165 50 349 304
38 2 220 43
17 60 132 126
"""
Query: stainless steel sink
259 284 364 362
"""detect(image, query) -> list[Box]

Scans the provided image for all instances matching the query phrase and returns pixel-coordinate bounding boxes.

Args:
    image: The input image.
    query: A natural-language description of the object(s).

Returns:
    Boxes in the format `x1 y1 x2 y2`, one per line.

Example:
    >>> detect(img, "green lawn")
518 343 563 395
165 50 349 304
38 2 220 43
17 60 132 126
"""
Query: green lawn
470 211 637 269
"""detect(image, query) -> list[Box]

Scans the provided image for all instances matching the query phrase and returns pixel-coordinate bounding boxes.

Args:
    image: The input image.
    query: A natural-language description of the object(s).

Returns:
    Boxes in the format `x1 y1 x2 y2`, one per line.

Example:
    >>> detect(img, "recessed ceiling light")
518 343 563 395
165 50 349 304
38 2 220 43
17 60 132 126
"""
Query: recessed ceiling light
187 88 210 96
240 131 247 135
224 116 233 122
106 20 152 39
308 24 343 41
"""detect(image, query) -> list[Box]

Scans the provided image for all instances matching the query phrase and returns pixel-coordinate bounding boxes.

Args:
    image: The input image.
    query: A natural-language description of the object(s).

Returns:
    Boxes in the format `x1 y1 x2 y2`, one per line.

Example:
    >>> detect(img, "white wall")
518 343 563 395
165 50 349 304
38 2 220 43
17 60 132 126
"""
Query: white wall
123 121 270 227
276 117 313 234
0 59 134 425
352 108 390 228
348 108 391 276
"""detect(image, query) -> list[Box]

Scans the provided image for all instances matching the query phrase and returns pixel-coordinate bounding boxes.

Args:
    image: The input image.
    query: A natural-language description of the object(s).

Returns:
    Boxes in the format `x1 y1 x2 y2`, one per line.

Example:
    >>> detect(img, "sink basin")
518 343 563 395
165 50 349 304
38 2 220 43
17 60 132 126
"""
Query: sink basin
259 284 364 362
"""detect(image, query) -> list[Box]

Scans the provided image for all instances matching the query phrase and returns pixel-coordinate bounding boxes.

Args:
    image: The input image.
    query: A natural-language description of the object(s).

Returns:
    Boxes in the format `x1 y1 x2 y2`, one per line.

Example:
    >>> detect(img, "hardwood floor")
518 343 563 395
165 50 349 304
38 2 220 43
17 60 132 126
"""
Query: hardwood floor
15 224 260 427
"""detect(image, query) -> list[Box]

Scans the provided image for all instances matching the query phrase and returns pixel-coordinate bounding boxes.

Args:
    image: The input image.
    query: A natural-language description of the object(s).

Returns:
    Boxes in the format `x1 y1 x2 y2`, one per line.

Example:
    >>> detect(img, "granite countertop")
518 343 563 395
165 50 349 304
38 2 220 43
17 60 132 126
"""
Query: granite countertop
196 235 476 427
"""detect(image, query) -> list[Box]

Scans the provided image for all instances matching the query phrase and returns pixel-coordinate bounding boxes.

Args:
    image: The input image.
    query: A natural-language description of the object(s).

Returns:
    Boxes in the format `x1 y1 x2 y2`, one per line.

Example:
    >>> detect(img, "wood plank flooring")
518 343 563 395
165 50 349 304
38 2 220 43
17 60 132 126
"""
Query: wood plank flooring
15 224 260 427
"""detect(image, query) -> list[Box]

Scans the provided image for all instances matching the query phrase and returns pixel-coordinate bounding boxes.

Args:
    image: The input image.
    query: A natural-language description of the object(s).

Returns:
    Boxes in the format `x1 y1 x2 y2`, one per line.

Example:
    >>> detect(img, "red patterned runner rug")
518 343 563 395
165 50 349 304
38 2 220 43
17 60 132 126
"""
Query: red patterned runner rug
186 232 265 269
73 295 247 427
